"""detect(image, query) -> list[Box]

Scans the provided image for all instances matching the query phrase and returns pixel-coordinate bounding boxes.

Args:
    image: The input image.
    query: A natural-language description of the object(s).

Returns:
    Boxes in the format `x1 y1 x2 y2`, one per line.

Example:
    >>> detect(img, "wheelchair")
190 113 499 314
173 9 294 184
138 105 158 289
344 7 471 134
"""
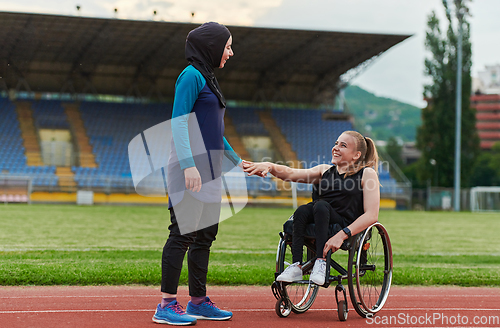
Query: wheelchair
271 215 393 321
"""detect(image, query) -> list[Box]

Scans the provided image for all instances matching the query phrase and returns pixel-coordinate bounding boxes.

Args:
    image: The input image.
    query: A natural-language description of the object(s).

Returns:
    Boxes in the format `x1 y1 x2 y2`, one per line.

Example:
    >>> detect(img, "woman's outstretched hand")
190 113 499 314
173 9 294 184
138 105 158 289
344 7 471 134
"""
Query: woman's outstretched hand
242 161 271 177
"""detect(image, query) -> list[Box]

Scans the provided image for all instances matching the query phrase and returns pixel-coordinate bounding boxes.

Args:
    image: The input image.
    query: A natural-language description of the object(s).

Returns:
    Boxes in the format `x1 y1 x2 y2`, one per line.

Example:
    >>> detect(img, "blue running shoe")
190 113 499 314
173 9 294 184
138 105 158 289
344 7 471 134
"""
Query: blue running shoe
186 297 232 321
152 301 197 325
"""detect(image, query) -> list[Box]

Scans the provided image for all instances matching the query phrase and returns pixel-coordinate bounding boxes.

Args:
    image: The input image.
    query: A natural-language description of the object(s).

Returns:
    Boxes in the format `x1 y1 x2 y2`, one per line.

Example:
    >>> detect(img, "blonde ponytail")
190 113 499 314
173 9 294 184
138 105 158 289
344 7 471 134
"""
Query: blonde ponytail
342 131 379 177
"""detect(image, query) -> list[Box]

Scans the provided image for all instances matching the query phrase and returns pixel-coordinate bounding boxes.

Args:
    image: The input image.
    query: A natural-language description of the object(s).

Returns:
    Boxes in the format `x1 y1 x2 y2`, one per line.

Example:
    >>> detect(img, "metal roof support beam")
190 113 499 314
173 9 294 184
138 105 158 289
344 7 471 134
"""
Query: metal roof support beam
132 26 185 86
67 21 110 82
126 83 144 100
252 34 320 100
0 12 410 104
0 79 8 92
15 77 32 93
145 83 165 102
271 88 288 104
312 53 381 105
251 88 270 104
80 78 98 96
60 80 77 96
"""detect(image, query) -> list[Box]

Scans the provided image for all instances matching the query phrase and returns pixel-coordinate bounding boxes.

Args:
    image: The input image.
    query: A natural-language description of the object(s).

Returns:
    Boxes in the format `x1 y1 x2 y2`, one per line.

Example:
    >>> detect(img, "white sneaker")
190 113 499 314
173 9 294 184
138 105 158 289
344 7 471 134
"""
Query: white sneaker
310 259 326 285
276 262 302 282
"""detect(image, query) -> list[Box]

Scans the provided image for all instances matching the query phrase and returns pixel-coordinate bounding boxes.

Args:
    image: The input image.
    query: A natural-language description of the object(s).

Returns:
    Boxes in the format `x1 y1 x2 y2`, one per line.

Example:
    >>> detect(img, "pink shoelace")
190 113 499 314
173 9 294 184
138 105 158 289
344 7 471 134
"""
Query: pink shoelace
168 302 186 315
205 299 218 309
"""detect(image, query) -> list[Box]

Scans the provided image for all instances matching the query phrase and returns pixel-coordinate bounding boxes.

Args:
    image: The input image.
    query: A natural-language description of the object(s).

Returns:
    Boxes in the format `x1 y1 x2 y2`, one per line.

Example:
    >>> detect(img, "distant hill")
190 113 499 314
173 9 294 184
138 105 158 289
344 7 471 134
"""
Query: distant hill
343 85 422 142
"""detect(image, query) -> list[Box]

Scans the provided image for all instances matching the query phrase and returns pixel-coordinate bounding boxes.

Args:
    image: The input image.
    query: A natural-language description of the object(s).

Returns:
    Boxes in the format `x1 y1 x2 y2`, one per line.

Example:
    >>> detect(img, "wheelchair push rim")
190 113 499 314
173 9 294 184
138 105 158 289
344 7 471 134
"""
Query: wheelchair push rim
348 222 393 317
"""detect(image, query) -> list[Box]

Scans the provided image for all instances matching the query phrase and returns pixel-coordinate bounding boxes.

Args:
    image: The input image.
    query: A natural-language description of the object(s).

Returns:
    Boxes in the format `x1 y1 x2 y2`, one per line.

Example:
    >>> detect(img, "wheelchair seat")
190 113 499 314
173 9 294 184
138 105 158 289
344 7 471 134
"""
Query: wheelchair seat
282 215 353 251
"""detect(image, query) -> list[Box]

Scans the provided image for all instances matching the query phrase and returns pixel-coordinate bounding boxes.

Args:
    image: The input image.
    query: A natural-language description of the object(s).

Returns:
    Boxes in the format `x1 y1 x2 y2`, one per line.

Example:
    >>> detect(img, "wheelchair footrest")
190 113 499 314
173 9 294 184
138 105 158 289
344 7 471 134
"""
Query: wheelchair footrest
271 281 283 300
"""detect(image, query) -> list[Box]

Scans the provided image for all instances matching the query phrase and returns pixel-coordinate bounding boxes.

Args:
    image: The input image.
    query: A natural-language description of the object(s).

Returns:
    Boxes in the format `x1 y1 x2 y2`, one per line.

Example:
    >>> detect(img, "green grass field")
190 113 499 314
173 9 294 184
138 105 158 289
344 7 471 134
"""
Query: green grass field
1 204 499 286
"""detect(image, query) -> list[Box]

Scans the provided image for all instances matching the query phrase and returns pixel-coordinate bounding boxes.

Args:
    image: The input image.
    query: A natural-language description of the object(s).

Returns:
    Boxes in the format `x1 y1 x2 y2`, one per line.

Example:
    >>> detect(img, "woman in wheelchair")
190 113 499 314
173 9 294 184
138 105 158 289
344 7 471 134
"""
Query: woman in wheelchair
244 130 380 285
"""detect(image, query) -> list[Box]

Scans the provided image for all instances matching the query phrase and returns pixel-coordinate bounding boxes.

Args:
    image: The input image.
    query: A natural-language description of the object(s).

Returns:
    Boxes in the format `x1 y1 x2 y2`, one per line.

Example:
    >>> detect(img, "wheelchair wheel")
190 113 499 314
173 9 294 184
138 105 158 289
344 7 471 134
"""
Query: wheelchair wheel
348 222 393 318
275 298 292 318
276 237 319 314
337 300 348 321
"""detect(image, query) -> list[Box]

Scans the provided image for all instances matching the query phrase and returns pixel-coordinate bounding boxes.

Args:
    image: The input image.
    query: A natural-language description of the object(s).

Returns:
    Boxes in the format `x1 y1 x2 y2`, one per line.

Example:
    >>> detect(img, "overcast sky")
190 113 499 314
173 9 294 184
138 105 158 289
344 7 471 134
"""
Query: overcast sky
1 0 499 108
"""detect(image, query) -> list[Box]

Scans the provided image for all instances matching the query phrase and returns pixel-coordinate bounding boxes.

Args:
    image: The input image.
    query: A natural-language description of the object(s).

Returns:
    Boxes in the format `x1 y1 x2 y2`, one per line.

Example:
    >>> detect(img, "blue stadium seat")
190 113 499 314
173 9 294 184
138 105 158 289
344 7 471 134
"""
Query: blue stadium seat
226 107 268 136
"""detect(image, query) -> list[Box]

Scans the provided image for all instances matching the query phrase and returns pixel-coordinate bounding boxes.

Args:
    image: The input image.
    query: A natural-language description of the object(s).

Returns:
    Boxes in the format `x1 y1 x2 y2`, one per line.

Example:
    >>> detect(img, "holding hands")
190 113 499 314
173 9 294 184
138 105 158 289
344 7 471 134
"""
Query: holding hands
184 160 269 192
242 161 272 177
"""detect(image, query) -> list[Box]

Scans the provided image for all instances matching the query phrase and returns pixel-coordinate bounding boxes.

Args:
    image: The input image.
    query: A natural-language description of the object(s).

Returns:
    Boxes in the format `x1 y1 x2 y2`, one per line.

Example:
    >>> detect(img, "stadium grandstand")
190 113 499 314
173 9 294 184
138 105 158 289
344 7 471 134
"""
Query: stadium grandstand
0 11 411 207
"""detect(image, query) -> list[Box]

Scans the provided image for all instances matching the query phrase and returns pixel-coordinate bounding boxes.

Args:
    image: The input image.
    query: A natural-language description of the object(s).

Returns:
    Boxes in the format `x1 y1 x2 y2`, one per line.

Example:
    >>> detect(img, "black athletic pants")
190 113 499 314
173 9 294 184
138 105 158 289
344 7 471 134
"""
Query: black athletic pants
291 200 348 264
161 193 221 297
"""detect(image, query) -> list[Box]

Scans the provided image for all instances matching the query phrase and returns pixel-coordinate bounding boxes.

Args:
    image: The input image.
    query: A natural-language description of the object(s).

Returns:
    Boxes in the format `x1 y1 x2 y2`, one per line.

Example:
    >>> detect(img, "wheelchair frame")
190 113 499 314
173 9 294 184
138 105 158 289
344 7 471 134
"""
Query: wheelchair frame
271 222 393 321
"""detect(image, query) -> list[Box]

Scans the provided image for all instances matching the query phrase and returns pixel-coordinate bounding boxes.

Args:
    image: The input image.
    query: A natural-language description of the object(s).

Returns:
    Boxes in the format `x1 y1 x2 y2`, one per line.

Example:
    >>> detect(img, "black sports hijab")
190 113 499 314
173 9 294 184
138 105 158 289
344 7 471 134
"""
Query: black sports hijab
185 22 231 107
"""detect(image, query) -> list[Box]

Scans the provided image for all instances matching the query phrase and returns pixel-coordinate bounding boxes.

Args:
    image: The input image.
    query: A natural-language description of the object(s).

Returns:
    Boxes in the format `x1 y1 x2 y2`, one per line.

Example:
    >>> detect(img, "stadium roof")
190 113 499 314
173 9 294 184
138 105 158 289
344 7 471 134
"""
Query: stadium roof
0 11 410 105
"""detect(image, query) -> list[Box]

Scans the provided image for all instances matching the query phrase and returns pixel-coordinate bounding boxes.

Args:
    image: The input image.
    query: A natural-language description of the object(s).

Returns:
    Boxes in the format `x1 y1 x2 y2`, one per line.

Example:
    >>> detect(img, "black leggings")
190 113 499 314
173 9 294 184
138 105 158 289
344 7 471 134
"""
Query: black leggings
291 200 349 264
161 194 220 297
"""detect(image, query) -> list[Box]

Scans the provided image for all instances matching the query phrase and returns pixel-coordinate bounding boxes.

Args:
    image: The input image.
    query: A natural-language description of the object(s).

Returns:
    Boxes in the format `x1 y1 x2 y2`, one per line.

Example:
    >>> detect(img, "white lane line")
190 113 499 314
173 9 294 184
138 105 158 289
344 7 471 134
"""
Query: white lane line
234 308 500 312
0 295 159 299
1 308 499 315
0 309 154 314
1 293 498 300
382 308 500 311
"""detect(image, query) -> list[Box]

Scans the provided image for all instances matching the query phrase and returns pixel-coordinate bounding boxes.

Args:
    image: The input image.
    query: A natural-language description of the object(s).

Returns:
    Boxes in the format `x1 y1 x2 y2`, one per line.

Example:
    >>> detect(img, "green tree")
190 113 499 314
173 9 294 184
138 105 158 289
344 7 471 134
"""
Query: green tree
490 142 500 178
416 0 479 187
403 162 427 189
470 152 496 186
385 136 404 169
470 142 500 186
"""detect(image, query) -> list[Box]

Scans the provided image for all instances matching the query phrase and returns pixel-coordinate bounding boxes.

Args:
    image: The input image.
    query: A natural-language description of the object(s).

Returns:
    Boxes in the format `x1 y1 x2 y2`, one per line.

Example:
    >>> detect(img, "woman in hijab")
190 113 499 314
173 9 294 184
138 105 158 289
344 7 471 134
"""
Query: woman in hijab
153 22 242 325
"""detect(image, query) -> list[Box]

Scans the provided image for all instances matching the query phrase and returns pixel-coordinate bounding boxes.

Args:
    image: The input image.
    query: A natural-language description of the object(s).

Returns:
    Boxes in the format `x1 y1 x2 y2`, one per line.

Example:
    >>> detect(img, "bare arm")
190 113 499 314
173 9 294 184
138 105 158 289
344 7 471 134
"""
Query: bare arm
244 162 330 184
323 168 380 256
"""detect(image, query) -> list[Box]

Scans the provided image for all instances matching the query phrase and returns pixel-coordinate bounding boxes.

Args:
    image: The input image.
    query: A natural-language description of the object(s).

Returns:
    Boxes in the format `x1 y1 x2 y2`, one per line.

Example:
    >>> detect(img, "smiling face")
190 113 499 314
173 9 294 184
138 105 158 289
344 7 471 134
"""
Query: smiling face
219 35 233 68
331 133 362 169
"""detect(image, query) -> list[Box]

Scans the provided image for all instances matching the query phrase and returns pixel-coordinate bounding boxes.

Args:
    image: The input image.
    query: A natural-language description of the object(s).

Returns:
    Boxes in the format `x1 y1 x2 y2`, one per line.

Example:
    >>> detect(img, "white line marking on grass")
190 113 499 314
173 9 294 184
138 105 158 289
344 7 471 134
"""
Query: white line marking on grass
3 246 500 256
392 252 500 256
0 247 275 254
211 250 275 254
0 247 161 251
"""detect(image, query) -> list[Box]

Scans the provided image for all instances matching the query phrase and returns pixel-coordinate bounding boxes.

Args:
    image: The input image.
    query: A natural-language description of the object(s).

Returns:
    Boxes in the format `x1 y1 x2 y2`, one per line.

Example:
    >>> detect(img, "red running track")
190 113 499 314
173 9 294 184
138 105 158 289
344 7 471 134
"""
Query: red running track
1 285 499 328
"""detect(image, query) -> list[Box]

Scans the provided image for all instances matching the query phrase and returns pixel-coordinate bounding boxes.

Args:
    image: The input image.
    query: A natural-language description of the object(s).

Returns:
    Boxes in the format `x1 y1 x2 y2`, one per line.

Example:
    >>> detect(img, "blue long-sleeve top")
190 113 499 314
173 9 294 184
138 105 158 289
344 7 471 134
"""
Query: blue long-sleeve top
171 65 241 170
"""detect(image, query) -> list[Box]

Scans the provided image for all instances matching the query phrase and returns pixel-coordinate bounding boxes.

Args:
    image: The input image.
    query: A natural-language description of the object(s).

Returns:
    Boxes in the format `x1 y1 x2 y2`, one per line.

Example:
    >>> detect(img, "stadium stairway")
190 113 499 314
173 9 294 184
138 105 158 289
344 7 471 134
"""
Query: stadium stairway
223 116 250 160
257 110 301 169
257 110 302 194
55 166 76 191
15 101 43 166
64 103 97 168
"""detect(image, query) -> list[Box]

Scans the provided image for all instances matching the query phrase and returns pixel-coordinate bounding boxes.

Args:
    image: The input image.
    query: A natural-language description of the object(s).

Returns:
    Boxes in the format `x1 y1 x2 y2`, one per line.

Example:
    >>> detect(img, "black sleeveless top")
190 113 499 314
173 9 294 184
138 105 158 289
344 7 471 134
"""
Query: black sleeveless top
313 165 365 224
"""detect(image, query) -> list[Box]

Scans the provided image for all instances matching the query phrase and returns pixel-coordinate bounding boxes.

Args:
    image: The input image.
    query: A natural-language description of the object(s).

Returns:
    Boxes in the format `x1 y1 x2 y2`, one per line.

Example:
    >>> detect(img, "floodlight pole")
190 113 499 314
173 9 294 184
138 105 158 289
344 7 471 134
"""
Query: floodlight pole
453 7 463 212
